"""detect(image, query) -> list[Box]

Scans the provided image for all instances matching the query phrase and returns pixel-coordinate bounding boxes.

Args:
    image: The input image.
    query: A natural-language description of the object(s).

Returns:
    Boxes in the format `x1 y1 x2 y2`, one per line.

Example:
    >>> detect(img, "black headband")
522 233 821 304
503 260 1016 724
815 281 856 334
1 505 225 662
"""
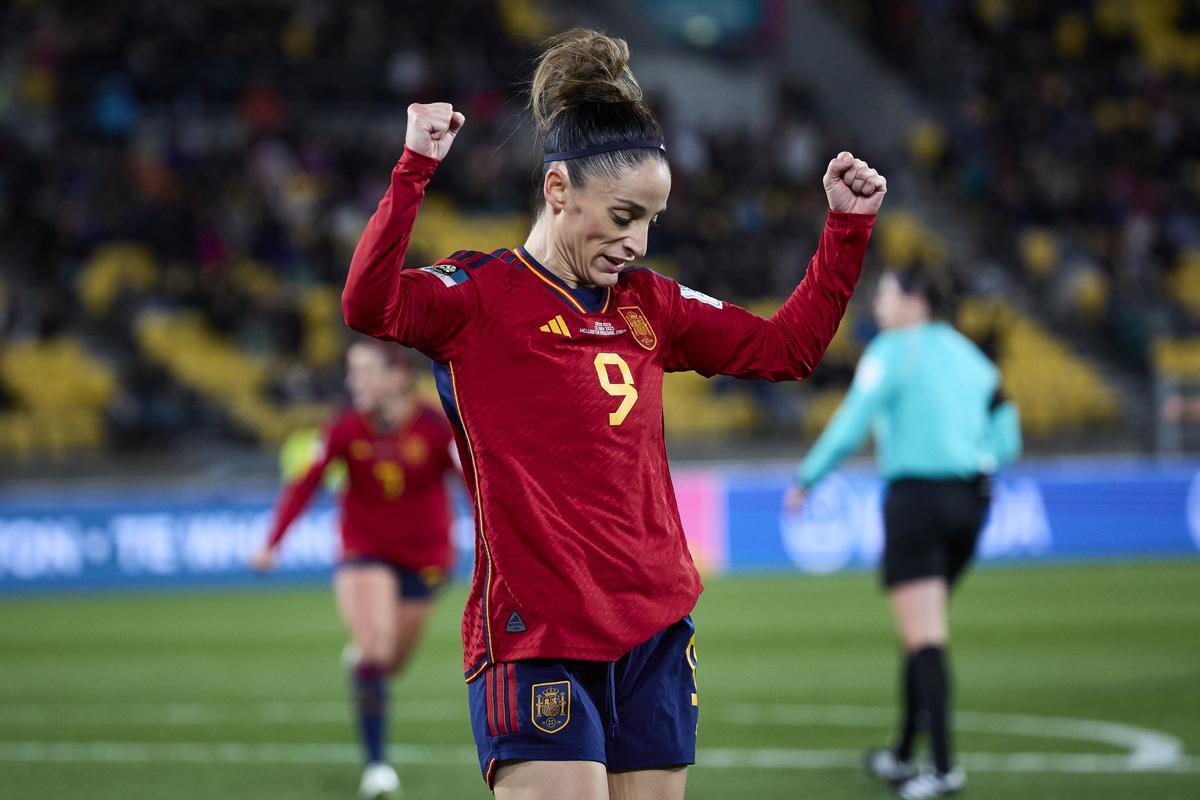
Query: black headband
543 139 667 164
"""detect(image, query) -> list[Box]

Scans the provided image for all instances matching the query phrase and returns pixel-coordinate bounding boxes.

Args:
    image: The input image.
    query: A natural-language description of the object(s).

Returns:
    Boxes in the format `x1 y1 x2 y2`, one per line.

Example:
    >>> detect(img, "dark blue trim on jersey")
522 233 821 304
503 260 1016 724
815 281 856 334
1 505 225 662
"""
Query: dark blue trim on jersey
463 252 493 269
464 656 489 682
431 361 463 432
438 250 500 277
514 246 610 313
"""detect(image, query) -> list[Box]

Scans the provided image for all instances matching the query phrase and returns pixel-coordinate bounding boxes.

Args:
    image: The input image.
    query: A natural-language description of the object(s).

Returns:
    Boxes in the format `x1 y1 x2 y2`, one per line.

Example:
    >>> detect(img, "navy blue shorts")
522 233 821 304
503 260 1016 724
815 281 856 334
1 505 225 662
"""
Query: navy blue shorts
467 616 699 787
338 557 445 600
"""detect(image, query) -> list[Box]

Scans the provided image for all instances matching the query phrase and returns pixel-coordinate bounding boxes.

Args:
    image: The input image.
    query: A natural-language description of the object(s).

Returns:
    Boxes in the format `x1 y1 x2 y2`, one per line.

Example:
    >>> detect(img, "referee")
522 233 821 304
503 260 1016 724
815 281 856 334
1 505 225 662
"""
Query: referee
785 264 1021 800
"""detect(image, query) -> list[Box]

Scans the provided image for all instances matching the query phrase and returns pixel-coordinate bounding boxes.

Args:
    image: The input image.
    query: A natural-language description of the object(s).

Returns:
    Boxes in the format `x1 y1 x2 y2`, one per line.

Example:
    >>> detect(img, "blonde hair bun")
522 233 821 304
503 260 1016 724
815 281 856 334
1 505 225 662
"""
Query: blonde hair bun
531 29 646 134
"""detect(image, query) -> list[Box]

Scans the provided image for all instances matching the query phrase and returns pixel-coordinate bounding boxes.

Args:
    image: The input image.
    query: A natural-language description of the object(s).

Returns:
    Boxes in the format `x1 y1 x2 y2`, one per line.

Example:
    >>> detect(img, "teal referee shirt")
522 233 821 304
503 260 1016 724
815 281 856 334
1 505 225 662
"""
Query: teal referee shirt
797 321 1022 488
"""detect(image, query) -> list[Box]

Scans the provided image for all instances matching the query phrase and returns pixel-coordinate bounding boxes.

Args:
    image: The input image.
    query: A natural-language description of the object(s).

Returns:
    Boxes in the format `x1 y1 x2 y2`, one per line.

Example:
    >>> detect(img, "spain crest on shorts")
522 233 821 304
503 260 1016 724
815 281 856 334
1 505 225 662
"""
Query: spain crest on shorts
531 681 571 734
618 306 657 350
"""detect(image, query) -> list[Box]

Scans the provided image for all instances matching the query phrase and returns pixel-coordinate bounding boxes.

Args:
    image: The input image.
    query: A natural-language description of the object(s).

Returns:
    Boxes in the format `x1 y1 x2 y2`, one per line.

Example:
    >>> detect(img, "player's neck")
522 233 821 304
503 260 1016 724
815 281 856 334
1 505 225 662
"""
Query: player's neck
376 395 414 430
523 221 584 289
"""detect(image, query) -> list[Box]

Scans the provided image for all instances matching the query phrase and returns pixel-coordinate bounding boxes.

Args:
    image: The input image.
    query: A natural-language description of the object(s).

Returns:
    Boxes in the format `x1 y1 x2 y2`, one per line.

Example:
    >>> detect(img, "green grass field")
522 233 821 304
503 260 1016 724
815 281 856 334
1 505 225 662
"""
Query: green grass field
2 560 1198 799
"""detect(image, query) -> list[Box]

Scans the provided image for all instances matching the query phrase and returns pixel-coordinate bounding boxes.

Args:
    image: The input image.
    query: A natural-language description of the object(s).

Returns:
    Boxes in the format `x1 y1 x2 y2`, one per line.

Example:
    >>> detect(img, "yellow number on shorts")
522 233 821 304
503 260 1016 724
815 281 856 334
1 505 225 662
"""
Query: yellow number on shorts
373 460 405 498
593 353 639 426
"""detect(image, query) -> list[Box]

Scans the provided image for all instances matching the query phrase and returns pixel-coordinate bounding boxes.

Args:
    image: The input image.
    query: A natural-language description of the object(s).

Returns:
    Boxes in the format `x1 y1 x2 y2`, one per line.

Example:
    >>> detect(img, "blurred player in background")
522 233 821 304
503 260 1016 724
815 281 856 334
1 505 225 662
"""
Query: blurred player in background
251 339 459 799
342 28 885 800
786 264 1022 799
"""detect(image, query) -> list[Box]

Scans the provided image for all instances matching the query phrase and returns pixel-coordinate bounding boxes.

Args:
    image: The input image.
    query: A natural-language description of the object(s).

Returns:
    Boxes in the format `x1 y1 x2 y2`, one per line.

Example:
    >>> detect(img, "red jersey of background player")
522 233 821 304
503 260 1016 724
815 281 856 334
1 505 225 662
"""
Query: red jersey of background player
344 149 875 678
267 405 458 573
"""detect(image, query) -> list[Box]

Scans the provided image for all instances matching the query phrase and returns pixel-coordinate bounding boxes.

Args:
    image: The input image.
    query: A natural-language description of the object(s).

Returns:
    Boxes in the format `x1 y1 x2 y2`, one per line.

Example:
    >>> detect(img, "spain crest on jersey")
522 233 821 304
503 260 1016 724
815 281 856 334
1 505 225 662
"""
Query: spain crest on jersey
531 681 571 734
618 306 657 350
401 436 428 465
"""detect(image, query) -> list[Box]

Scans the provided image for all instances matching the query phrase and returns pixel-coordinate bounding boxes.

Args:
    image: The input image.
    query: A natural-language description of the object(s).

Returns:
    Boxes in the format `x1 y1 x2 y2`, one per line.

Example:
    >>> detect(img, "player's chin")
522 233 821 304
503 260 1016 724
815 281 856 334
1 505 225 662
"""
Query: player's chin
589 267 622 288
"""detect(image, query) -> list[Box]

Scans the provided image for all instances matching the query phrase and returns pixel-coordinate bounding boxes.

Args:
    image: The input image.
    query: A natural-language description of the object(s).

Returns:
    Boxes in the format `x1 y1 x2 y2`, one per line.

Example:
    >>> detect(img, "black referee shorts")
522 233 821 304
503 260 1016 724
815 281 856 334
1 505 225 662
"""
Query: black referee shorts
881 476 990 589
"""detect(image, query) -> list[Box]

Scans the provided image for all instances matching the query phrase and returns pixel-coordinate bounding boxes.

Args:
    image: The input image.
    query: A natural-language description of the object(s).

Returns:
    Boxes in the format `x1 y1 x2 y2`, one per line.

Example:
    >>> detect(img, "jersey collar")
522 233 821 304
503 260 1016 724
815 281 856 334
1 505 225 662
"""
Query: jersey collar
512 247 612 314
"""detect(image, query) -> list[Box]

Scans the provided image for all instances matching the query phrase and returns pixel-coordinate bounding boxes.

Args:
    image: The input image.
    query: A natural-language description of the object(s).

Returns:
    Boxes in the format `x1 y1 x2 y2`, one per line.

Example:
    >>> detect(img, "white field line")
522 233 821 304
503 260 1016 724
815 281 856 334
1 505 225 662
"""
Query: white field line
0 700 463 726
0 702 1195 774
711 704 1186 771
0 741 1197 774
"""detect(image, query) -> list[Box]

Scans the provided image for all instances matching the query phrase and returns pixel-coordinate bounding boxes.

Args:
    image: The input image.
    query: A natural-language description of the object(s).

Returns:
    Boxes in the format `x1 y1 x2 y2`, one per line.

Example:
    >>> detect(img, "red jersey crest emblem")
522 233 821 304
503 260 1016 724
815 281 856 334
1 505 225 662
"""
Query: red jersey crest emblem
401 436 428 465
618 306 657 350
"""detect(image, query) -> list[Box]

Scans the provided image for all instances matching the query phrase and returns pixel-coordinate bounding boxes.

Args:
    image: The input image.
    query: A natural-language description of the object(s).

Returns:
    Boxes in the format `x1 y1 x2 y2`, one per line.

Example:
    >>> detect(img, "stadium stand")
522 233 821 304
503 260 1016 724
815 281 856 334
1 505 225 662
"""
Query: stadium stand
0 337 114 459
836 0 1200 362
0 0 1169 462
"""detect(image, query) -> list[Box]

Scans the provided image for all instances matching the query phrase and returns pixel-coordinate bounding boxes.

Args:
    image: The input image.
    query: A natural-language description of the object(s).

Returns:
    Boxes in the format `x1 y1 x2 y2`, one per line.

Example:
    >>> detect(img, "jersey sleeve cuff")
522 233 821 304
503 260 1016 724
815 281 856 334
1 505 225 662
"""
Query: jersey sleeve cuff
795 464 815 488
397 146 441 177
825 210 878 230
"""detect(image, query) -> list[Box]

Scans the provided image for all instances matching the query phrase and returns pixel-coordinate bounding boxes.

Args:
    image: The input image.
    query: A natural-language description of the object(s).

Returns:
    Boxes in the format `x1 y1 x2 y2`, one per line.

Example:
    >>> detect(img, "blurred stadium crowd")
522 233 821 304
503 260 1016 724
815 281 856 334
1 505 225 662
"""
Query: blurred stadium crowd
846 0 1200 360
0 0 1196 462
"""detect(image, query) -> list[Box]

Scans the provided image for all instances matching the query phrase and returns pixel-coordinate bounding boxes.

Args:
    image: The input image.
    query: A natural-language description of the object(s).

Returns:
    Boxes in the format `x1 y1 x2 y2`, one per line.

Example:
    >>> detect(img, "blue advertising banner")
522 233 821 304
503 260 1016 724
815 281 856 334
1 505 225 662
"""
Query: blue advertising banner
727 462 1200 574
0 492 477 593
1 461 1197 592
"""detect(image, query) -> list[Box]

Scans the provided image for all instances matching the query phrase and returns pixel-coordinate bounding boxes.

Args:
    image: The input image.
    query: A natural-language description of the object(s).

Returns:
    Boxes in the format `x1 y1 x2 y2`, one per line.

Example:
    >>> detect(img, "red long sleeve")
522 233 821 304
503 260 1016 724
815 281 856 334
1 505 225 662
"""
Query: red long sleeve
342 147 481 362
265 440 336 550
662 210 875 380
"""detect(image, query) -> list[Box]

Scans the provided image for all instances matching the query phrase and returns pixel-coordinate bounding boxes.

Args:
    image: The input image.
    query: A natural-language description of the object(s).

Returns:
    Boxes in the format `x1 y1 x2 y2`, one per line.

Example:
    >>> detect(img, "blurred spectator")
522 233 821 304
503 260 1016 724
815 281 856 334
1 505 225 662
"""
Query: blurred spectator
838 0 1200 366
0 0 861 456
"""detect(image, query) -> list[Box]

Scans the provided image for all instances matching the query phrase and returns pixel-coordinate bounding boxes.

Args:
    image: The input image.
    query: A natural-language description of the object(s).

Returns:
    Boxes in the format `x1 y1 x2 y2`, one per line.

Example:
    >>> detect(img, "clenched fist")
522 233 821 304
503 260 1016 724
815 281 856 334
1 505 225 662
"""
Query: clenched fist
249 547 277 573
405 102 466 161
824 152 887 215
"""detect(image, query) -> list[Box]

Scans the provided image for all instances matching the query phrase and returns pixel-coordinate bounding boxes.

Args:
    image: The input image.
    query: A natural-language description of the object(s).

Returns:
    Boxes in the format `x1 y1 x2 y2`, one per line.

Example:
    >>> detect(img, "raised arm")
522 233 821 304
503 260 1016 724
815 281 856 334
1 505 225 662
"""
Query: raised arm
251 428 340 572
342 103 480 362
664 153 884 379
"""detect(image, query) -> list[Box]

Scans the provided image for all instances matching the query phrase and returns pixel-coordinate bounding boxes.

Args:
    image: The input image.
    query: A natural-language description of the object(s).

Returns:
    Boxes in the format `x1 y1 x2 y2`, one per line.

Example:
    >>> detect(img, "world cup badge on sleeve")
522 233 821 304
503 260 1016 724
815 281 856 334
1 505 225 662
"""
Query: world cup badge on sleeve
531 681 571 734
618 306 657 350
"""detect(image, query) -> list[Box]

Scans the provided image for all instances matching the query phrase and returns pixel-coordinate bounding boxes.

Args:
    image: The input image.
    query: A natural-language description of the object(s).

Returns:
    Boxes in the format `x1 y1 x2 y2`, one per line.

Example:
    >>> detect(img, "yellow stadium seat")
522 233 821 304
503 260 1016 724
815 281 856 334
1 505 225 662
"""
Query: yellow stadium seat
662 372 758 440
301 286 342 368
0 337 116 458
498 0 554 40
1070 268 1110 323
801 389 847 440
1055 12 1089 59
908 119 947 169
1018 228 1059 281
78 242 157 318
877 211 946 267
409 195 529 260
135 309 336 445
1153 338 1200 379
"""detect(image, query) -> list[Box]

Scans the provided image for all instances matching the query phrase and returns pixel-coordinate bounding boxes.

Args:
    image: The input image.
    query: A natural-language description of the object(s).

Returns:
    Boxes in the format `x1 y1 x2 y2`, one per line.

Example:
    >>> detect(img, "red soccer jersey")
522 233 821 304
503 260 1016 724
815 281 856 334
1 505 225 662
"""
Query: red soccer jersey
266 406 458 572
344 149 875 677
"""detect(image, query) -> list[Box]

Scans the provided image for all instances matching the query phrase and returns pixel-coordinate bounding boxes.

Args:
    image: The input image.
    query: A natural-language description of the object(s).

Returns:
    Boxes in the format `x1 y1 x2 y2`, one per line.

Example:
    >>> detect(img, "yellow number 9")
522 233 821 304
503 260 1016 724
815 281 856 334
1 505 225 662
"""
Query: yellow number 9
593 353 639 426
373 460 405 498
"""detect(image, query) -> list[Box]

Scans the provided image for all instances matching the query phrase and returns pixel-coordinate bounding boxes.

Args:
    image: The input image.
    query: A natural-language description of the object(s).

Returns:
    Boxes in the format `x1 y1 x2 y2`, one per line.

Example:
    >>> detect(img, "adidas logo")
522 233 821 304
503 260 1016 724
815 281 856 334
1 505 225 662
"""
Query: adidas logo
505 611 527 633
539 315 572 337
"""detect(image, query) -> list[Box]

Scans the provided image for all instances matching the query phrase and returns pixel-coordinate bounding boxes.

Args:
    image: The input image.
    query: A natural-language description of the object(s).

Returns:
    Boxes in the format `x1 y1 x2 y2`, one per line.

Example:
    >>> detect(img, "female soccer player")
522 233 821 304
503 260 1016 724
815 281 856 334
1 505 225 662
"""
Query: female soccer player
786 265 1022 799
343 29 886 800
251 339 459 800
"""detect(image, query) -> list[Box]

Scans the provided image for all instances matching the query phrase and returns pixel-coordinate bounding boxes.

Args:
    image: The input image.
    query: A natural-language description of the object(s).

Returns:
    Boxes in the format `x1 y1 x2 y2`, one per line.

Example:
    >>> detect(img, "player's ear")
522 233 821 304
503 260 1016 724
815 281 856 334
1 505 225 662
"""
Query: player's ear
543 166 569 212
